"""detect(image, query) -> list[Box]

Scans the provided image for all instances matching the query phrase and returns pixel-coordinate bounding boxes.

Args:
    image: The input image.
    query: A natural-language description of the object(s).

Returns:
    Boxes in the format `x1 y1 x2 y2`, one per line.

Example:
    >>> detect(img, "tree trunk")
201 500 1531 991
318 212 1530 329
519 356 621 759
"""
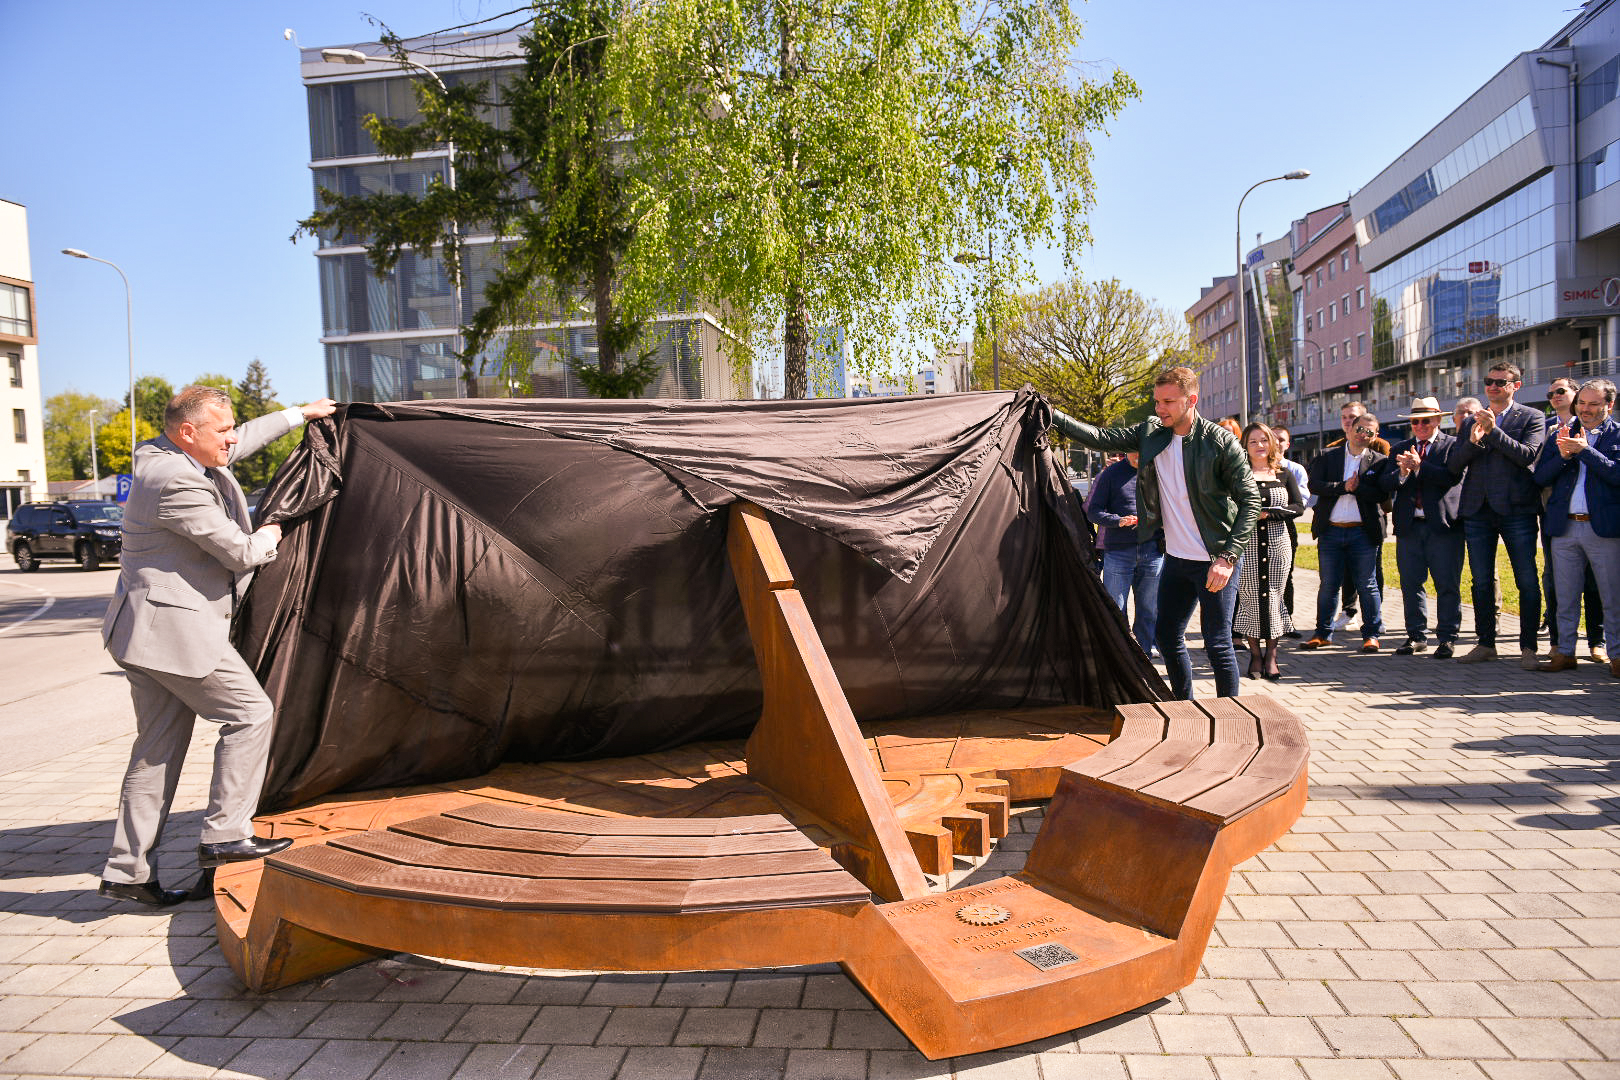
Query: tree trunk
784 286 809 399
778 2 807 400
594 248 619 375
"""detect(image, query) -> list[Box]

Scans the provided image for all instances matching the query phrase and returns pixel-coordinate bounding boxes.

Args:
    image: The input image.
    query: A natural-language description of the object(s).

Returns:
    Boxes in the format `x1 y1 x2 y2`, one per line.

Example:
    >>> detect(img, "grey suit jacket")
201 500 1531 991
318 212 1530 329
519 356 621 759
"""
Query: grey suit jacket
102 411 298 678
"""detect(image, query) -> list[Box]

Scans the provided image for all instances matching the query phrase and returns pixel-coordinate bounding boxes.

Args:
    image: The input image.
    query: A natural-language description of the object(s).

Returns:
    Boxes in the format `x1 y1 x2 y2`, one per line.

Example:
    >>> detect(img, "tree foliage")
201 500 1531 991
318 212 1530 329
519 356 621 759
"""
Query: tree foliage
995 278 1193 426
617 0 1138 396
44 390 120 481
42 361 300 489
93 409 161 477
298 1 659 397
129 375 174 432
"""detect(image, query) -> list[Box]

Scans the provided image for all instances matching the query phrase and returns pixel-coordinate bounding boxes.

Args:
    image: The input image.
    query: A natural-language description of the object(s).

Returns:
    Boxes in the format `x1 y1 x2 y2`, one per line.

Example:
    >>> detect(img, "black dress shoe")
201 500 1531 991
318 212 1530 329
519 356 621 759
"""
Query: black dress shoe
1433 642 1455 659
99 879 193 907
197 835 294 868
1394 640 1428 655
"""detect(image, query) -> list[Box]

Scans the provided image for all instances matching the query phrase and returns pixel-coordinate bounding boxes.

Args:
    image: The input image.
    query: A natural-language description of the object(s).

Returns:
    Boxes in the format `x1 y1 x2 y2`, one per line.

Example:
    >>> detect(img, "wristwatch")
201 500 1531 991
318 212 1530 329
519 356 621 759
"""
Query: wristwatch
1214 554 1236 568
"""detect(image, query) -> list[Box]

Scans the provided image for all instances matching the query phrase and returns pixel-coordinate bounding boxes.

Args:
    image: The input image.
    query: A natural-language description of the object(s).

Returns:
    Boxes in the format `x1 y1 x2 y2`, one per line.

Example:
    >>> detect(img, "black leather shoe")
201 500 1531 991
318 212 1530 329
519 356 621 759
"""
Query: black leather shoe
1394 640 1428 655
1433 642 1455 659
197 835 294 868
99 879 193 907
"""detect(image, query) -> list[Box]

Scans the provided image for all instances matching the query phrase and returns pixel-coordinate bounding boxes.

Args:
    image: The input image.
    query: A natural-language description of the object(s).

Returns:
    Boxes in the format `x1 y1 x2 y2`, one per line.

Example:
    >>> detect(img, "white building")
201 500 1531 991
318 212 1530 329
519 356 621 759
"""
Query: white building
0 199 47 518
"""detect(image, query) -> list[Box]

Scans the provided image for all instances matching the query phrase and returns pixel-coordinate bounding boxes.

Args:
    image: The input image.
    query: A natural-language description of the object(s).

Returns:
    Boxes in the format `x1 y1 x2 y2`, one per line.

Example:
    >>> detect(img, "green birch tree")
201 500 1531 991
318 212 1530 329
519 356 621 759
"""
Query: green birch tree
615 0 1138 397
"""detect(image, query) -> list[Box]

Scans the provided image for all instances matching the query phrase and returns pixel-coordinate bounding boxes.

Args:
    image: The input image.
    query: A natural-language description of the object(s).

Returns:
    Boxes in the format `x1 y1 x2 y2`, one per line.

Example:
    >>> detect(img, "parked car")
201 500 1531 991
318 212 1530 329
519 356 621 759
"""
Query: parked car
6 500 123 571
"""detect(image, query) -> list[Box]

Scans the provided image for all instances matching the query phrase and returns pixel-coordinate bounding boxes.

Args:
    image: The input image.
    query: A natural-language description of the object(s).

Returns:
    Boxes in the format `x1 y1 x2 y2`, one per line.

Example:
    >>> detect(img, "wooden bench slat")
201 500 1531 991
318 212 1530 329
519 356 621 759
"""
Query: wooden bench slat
1233 744 1309 783
394 815 817 857
333 830 843 882
1137 742 1260 803
1180 774 1294 820
274 845 867 913
1212 711 1261 747
1070 710 1167 778
449 804 798 835
1254 709 1309 748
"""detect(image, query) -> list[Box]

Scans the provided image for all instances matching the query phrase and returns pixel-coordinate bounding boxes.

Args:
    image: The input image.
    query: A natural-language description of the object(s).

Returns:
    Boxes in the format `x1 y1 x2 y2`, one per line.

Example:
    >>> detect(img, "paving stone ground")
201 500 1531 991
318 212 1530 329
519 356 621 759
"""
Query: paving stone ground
1 568 1615 1079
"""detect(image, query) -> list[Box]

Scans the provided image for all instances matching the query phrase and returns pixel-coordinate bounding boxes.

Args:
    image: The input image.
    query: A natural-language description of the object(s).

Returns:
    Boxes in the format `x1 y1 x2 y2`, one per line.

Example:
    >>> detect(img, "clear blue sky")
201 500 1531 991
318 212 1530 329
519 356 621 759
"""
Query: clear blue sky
5 1 1576 407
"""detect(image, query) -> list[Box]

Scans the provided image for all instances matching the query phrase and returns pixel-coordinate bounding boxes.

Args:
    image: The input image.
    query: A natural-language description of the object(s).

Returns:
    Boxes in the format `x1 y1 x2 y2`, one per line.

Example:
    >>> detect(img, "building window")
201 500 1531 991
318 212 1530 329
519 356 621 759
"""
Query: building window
1356 286 1365 309
0 283 32 339
17 469 28 482
1328 259 1336 281
1357 333 1367 355
1342 296 1350 317
1304 277 1311 296
1316 270 1323 288
13 409 26 443
6 353 19 388
1343 339 1351 359
1305 315 1313 332
1316 308 1324 328
1329 304 1337 324
1342 251 1350 273
1330 345 1339 363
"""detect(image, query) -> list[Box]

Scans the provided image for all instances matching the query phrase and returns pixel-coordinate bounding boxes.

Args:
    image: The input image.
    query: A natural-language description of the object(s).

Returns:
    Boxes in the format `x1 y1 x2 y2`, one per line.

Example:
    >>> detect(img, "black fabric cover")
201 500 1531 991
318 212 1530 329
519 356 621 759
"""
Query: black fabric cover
239 389 1167 810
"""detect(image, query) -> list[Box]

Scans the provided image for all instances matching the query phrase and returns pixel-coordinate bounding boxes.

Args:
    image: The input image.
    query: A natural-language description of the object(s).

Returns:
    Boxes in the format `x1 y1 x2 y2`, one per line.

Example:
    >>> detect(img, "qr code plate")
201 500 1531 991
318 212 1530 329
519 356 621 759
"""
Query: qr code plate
1015 943 1082 971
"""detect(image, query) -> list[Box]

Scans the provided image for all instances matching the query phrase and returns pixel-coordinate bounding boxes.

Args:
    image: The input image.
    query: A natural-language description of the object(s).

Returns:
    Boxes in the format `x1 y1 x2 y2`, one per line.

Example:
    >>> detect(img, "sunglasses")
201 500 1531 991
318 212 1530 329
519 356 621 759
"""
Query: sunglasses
1483 377 1515 387
1548 387 1572 396
1411 417 1439 425
1353 427 1378 435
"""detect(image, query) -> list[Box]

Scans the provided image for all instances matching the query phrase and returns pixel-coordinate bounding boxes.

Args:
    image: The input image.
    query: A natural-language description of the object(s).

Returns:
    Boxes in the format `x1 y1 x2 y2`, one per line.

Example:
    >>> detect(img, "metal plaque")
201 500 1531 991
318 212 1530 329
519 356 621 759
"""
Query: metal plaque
1015 943 1082 971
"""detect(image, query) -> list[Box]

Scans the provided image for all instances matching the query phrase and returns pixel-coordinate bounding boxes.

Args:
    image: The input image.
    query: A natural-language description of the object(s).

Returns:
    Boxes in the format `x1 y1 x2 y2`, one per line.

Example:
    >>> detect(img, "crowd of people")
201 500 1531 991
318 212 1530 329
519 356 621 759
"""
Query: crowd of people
1068 362 1620 697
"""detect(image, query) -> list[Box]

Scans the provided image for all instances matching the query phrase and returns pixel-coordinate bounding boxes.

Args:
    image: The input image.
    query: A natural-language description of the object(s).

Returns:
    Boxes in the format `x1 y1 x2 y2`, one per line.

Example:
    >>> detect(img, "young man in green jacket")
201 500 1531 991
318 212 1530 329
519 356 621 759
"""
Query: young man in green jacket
1051 366 1260 699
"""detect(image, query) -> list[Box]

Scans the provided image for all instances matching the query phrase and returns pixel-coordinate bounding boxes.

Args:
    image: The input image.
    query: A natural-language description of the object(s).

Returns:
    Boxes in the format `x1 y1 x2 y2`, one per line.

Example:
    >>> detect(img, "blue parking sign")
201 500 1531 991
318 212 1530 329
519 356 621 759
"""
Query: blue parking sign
116 474 133 503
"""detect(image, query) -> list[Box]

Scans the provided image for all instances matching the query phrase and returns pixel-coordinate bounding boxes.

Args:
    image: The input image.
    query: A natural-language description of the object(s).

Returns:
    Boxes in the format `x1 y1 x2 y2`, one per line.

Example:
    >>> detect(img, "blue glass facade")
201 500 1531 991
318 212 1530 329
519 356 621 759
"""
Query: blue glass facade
1367 172 1556 369
1359 97 1535 242
1578 137 1620 199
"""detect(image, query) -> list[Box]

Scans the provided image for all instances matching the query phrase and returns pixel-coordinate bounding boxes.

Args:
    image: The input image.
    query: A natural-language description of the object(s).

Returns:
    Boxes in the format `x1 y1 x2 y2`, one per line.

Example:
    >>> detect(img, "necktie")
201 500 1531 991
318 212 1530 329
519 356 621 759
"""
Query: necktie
210 468 247 614
1413 441 1427 512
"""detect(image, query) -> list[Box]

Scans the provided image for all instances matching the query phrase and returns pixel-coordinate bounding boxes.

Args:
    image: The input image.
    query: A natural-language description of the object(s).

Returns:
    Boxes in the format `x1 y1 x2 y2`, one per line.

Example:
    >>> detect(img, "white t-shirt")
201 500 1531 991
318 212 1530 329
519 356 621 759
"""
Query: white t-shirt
1156 434 1209 561
1330 449 1365 524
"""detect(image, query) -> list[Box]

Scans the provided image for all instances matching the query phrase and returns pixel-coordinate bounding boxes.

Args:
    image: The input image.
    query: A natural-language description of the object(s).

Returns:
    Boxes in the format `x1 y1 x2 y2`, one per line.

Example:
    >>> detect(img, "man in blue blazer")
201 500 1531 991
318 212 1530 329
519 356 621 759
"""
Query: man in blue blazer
1375 397 1464 657
1448 362 1547 667
1531 378 1620 677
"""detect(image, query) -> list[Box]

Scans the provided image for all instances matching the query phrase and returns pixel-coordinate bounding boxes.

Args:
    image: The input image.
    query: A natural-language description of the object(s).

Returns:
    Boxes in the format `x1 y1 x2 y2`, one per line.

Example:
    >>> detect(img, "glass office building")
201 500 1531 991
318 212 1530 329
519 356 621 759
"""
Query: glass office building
301 34 739 402
1346 0 1620 424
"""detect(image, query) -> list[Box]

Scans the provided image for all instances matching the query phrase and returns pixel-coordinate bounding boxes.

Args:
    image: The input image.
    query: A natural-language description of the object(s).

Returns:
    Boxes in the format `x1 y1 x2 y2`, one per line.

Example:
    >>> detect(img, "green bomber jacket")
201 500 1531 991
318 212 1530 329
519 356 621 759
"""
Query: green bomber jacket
1053 409 1260 563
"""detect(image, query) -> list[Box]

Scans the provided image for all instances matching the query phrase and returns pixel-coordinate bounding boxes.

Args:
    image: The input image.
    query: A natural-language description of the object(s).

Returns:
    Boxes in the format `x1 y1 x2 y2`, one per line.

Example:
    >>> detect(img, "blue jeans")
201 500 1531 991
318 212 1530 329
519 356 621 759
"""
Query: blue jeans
1102 541 1163 655
1463 509 1540 650
1394 519 1464 643
1156 555 1241 700
1315 526 1383 640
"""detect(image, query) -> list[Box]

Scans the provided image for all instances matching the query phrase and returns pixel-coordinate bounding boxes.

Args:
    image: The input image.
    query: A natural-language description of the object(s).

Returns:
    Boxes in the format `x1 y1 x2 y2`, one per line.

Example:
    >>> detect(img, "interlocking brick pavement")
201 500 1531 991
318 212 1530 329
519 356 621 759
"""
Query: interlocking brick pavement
1 567 1615 1078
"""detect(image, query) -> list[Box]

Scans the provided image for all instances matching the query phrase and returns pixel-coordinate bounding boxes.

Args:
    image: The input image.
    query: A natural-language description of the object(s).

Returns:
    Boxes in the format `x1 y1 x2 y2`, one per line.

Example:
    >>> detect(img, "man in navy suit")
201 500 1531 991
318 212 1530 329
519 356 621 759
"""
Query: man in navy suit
1531 378 1620 678
1448 362 1547 668
1375 397 1464 658
1304 413 1388 651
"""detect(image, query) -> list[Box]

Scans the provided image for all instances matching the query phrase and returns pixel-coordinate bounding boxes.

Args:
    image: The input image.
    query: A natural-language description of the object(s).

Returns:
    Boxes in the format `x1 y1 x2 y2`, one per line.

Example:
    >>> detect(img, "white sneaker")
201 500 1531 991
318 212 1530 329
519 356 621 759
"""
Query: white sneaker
1592 646 1610 665
1332 611 1355 632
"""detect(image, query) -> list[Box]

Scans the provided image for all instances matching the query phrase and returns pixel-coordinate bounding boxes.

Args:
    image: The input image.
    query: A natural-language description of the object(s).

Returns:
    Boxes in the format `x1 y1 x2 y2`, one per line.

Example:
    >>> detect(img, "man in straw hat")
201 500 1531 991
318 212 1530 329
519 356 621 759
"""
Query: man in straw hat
1374 397 1465 658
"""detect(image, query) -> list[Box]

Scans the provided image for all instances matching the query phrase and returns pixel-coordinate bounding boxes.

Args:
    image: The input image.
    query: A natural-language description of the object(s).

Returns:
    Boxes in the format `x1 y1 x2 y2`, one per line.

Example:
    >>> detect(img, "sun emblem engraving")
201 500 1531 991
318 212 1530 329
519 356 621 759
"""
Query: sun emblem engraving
955 903 1012 926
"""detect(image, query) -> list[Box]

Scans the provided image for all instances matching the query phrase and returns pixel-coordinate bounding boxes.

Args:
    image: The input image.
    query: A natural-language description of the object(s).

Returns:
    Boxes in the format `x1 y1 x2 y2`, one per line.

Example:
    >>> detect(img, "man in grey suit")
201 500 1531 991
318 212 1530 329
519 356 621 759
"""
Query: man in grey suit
99 385 336 906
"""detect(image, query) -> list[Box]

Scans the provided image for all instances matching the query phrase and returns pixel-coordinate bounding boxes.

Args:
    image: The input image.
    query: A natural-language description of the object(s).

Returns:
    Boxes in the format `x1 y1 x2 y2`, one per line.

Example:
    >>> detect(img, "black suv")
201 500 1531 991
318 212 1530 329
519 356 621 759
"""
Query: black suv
6 500 124 571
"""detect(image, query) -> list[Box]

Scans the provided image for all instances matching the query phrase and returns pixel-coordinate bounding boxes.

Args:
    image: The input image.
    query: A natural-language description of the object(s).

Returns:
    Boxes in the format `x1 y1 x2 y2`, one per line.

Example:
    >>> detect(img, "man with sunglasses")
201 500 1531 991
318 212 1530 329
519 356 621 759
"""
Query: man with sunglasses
1541 379 1606 665
1374 397 1464 657
1532 379 1620 677
1448 362 1548 667
1305 413 1388 652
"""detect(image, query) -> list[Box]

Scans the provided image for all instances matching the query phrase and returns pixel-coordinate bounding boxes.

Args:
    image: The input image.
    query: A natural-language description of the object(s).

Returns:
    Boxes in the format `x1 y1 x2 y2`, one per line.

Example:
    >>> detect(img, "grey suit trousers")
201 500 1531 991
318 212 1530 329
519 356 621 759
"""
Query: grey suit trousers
103 649 275 884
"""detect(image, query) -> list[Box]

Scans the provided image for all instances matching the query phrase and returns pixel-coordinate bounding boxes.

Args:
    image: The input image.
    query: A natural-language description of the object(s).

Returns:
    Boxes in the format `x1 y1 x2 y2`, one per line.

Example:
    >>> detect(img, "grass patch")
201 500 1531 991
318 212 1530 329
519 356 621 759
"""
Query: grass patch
1294 539 1539 616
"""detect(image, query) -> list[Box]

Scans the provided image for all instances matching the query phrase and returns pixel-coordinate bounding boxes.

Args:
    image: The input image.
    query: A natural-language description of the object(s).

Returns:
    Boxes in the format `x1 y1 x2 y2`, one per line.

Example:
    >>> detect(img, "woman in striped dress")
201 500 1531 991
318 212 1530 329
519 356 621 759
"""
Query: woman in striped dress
1235 423 1304 680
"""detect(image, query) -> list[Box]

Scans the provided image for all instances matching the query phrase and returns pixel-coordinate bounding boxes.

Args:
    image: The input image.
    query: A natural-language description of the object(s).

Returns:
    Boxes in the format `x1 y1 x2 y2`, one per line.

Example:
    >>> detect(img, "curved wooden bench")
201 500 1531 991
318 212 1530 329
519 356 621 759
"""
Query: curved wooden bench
843 695 1308 1059
229 805 871 993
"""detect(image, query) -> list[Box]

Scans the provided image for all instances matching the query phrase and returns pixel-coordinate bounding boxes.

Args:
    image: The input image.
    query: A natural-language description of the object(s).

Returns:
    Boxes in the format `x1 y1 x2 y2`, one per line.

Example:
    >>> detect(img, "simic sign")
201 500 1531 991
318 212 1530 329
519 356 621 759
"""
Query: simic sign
1557 276 1620 315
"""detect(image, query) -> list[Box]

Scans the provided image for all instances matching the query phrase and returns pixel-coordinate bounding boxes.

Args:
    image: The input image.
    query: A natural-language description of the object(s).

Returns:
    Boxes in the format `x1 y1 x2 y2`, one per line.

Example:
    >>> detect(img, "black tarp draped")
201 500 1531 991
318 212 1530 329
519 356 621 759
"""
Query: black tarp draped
239 389 1167 810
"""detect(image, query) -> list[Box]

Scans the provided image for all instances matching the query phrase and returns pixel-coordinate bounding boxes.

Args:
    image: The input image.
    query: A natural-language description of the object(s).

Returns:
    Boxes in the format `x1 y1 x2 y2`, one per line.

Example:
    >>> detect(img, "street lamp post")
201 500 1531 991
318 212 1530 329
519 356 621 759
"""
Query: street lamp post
61 249 136 460
321 47 465 390
1235 170 1310 426
87 408 100 494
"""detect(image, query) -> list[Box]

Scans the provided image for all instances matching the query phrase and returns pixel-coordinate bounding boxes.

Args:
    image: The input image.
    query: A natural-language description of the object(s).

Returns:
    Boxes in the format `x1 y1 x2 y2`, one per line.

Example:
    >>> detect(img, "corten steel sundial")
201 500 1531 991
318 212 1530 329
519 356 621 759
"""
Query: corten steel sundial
214 499 1309 1059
